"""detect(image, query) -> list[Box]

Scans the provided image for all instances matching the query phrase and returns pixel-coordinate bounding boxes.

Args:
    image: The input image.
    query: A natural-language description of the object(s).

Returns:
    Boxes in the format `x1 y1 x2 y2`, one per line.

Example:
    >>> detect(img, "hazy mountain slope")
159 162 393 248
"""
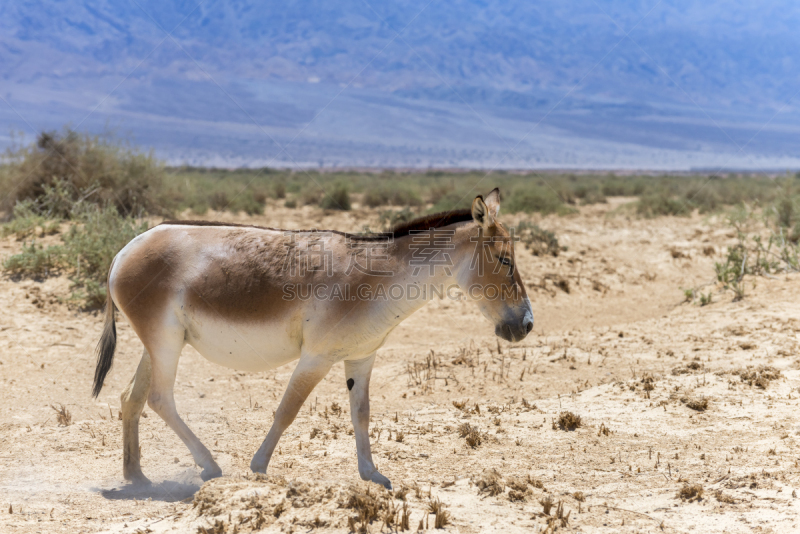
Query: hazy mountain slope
1 1 798 168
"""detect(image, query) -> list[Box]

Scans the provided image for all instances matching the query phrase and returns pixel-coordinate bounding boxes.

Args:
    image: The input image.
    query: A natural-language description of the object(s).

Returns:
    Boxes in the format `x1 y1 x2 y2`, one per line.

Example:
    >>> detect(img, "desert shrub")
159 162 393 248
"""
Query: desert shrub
320 183 352 210
684 185 721 213
516 221 560 256
3 240 62 277
677 484 704 502
554 411 581 431
504 186 569 215
379 207 416 231
475 469 505 496
299 186 323 206
636 194 691 217
429 191 472 213
363 186 422 207
573 183 606 204
0 129 165 218
1 200 61 239
3 205 148 308
733 365 782 388
427 184 453 204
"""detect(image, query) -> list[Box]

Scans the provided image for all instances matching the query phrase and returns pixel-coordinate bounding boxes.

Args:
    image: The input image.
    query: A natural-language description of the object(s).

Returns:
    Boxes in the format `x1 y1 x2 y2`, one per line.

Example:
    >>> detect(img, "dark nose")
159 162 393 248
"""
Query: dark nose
523 317 533 334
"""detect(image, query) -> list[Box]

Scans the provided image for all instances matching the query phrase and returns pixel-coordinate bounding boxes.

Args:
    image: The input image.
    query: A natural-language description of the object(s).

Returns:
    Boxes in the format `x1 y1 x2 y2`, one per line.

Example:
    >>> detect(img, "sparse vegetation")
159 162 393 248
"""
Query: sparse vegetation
677 484 704 502
554 411 582 431
475 469 505 496
319 182 352 211
516 221 561 256
51 403 71 426
458 422 485 448
733 365 782 388
3 199 148 308
682 397 709 412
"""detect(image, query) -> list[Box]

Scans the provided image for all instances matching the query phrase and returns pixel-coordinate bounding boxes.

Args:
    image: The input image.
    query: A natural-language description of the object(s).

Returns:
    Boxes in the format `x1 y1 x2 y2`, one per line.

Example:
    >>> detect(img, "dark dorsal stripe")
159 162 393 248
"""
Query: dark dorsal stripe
158 209 474 241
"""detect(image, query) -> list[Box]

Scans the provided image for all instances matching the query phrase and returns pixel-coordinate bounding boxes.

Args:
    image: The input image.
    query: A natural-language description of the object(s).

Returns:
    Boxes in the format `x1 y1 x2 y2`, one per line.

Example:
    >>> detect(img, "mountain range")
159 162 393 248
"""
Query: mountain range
1 0 799 169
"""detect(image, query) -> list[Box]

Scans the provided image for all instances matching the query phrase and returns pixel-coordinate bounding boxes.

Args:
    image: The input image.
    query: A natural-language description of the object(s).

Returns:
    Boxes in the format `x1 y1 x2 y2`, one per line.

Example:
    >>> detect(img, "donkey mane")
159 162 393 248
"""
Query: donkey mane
158 209 474 240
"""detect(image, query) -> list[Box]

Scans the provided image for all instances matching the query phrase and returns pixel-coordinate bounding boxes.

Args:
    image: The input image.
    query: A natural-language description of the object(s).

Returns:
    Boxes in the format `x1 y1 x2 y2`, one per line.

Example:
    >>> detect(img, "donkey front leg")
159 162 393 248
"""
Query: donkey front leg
345 354 392 490
250 354 332 474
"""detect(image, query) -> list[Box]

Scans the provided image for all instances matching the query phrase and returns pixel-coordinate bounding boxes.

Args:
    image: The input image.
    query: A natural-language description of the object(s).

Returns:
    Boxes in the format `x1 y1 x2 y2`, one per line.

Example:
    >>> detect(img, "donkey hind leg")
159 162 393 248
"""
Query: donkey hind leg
250 354 332 474
345 354 391 489
145 331 221 481
121 349 152 483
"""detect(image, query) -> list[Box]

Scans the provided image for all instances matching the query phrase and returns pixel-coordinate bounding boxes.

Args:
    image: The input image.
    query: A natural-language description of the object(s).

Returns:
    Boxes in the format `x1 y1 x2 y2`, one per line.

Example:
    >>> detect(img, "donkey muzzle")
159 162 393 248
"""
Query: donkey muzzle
496 312 533 342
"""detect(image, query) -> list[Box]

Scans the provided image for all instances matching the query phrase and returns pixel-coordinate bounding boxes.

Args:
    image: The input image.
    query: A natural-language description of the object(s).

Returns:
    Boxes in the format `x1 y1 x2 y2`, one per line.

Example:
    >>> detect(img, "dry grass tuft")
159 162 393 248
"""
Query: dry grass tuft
272 500 286 518
677 484 704 502
539 495 554 515
527 475 546 491
597 423 612 436
714 490 736 504
734 365 783 389
51 404 71 426
548 501 570 528
506 477 529 493
572 491 585 502
394 486 410 501
428 498 451 528
681 397 709 412
399 502 411 530
554 411 582 431
476 469 505 497
458 423 485 448
342 486 386 533
508 490 527 502
196 519 227 534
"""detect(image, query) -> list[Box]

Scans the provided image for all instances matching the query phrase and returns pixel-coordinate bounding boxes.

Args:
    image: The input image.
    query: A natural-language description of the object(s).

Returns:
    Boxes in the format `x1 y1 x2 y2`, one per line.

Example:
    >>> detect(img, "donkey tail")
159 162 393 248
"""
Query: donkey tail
92 283 117 398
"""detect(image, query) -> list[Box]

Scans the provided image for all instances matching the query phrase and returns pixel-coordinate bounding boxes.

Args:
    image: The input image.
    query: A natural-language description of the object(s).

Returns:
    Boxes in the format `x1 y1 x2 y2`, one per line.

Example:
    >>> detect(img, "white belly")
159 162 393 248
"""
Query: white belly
184 313 301 372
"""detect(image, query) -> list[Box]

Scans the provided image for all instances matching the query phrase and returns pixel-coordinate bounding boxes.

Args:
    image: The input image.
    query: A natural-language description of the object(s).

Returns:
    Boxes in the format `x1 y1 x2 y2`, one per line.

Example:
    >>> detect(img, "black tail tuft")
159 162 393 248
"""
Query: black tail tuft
92 293 117 398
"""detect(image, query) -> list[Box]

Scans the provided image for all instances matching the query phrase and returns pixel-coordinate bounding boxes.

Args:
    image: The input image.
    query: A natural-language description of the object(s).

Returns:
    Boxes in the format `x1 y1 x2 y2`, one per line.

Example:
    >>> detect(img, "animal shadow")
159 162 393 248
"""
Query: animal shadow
99 475 201 503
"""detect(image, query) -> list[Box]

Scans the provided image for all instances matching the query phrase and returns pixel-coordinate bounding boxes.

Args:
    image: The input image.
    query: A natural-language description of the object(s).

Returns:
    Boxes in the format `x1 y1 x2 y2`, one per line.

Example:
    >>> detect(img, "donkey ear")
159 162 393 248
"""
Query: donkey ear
472 195 492 229
484 188 501 219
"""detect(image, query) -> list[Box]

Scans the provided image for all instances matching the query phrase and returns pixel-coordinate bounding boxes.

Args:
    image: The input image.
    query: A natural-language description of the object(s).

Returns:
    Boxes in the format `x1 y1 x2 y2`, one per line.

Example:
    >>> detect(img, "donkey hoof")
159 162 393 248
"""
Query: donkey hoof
200 465 222 481
369 472 392 491
250 459 267 474
125 472 152 486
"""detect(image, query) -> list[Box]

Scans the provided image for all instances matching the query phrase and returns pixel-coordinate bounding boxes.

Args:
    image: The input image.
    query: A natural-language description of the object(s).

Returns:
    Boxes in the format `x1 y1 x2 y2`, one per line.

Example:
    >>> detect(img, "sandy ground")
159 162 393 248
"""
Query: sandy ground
2 198 800 533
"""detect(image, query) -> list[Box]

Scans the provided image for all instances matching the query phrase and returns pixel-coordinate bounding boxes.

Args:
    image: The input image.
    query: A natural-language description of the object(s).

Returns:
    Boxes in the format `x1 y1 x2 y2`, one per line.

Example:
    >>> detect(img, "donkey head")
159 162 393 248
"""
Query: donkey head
457 188 533 342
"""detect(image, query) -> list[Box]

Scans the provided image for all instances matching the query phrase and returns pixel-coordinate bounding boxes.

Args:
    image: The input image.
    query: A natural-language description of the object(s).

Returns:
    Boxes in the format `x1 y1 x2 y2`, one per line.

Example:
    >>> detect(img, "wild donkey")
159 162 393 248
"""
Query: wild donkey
92 189 533 489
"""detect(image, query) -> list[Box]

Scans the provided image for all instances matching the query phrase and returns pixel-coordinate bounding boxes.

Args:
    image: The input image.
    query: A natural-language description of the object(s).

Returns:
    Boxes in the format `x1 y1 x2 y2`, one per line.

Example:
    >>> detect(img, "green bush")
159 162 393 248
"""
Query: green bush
319 183 351 210
504 186 571 215
516 221 561 256
429 192 472 213
379 207 416 230
0 129 165 217
3 205 148 308
363 187 423 207
636 195 691 217
3 241 62 278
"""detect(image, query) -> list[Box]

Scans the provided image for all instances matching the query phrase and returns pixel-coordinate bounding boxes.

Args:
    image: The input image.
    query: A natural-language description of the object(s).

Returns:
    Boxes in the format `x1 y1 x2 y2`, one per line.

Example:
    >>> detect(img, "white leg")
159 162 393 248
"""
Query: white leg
121 350 152 483
345 354 391 490
250 354 332 473
146 335 221 481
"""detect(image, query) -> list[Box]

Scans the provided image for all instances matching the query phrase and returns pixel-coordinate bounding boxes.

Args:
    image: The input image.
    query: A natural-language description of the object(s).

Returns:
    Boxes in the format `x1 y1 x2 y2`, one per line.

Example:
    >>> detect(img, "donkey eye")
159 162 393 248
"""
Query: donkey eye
499 257 511 266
